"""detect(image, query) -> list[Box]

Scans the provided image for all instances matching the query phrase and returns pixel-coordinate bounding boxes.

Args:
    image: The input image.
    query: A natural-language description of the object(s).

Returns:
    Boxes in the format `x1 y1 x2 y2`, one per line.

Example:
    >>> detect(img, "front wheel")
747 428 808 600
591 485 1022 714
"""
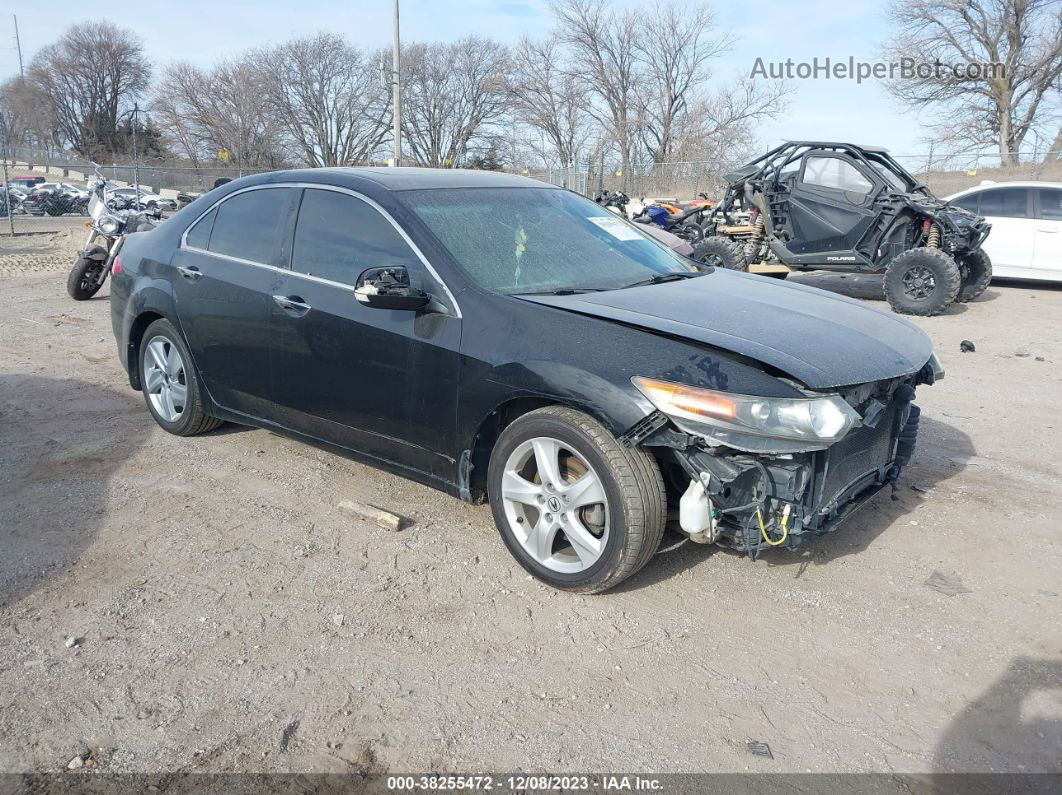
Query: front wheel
883 248 961 316
66 257 105 300
956 249 992 303
487 406 666 593
690 235 748 271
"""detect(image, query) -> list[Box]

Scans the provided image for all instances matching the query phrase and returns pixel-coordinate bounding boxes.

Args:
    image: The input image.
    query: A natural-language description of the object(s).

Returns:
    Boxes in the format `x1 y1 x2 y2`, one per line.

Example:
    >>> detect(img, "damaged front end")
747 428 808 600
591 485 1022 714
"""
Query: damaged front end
624 356 942 558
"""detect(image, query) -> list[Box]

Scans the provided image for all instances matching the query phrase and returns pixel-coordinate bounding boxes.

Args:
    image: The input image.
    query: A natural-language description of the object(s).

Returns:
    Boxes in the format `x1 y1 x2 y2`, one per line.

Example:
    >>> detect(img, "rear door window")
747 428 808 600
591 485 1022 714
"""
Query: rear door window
290 188 422 287
1038 189 1062 221
977 188 1030 218
208 188 294 264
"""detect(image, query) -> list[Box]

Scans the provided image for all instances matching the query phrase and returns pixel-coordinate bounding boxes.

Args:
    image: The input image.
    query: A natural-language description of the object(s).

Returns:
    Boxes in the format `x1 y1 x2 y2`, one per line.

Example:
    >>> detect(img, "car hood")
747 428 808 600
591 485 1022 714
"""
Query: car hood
518 270 933 389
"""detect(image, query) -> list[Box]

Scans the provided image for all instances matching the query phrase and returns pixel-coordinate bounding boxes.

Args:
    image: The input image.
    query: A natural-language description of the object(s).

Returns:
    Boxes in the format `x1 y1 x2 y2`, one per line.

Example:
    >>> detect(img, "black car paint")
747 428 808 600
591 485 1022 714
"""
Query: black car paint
520 271 933 389
111 168 935 514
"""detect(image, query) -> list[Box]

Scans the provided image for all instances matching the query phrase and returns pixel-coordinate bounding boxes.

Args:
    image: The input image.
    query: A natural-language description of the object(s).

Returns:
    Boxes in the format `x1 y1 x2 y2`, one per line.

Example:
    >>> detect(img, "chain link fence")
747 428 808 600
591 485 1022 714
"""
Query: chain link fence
0 144 276 237
519 149 1062 201
4 143 1061 238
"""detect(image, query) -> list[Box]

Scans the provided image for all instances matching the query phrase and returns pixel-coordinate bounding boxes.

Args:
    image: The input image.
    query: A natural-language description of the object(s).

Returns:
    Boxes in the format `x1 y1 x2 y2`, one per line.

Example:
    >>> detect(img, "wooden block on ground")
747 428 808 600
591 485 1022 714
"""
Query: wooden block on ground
337 500 404 532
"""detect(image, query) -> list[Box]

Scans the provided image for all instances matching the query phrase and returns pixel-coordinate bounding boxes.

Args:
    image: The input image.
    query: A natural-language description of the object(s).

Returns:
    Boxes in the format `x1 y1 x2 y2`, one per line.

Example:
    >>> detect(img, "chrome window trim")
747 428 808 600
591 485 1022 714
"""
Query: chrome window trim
179 181 462 318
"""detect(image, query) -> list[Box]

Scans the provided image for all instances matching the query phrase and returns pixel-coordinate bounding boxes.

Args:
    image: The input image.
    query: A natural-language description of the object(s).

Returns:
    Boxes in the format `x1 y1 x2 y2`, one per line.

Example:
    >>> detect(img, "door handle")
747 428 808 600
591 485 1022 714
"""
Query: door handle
1037 227 1059 233
177 265 202 281
272 294 311 316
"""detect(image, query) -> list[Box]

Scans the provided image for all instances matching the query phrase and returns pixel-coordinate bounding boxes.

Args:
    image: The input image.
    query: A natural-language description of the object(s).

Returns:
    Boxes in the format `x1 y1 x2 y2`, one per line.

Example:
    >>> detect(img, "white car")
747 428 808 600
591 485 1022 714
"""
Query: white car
947 181 1062 282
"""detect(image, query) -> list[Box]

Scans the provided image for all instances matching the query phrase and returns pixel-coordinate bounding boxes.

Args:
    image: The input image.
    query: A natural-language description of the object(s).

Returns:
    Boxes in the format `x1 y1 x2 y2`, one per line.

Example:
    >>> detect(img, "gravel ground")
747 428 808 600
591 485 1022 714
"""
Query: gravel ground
1 239 1060 776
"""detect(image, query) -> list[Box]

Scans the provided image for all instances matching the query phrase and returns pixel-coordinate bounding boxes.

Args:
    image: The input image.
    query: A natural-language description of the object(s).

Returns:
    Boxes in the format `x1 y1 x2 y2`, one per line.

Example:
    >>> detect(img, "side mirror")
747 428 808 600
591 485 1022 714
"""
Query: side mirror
354 266 431 311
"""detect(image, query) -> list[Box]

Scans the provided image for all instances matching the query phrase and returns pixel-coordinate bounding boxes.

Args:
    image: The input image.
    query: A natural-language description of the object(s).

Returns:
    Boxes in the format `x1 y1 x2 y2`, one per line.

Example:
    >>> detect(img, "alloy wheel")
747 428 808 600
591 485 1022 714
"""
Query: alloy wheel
143 335 188 423
902 264 937 300
500 436 610 573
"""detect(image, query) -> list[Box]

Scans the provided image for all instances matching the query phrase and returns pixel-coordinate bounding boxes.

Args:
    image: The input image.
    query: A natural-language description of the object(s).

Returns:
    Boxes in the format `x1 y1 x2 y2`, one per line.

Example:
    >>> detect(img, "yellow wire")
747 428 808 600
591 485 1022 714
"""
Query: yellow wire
756 506 788 547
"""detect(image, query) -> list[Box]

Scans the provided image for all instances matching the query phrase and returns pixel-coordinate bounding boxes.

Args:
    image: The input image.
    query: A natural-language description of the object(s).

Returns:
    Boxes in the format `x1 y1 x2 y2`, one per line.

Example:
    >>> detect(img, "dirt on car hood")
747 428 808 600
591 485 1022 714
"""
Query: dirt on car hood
519 269 934 389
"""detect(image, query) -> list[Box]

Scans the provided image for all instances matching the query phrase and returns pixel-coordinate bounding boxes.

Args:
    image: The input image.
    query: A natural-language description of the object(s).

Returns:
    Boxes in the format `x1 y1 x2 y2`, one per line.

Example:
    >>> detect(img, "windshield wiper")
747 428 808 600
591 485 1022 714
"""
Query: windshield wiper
617 272 699 289
517 286 610 296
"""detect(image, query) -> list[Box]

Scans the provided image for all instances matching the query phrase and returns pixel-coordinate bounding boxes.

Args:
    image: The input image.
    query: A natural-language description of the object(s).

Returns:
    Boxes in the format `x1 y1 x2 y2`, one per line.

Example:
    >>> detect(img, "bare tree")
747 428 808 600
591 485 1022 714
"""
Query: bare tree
632 1 733 163
0 77 58 152
255 34 391 167
151 63 211 166
548 0 787 179
400 36 509 167
1047 126 1062 161
508 34 589 170
551 0 640 183
152 59 286 170
27 22 150 159
884 0 1062 164
681 78 791 163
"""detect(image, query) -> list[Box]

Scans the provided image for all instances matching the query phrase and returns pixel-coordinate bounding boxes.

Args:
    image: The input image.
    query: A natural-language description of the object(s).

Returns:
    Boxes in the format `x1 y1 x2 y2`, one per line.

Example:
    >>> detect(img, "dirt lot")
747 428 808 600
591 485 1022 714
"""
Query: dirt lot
1 234 1061 777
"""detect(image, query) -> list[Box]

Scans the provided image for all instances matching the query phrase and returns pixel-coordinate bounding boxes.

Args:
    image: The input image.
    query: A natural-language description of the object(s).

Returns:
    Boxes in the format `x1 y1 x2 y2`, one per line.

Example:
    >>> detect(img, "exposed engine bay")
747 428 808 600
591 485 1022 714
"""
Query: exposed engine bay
625 360 940 558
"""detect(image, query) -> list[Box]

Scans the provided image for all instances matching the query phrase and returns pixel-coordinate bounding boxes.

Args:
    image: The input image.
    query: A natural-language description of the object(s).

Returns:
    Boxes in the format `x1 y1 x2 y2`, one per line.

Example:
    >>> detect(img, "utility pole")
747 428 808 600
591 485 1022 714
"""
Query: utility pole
131 103 140 198
1 126 14 235
13 15 24 78
391 0 402 167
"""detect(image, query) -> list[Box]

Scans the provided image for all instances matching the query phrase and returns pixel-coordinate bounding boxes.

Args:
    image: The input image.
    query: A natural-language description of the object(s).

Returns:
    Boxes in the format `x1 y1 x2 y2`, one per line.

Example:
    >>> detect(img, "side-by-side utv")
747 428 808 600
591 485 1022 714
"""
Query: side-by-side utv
695 142 992 315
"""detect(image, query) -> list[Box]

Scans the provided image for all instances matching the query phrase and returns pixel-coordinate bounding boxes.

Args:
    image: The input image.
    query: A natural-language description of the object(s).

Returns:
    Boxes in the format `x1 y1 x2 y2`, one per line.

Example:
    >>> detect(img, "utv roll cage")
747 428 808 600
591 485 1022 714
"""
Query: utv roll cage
696 141 993 316
716 141 928 216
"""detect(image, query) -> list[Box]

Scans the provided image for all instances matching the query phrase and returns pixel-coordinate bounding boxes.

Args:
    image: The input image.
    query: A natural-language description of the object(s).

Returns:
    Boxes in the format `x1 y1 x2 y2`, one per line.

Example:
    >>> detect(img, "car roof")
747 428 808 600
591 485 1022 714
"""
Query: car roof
247 166 552 192
946 180 1062 198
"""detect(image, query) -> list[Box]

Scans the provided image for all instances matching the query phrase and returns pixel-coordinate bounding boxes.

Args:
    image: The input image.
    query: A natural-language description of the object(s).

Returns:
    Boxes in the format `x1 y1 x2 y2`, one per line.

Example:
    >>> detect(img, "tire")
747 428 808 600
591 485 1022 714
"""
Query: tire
138 318 222 436
690 235 748 271
674 221 704 243
487 406 666 594
883 248 961 316
956 249 992 303
66 257 105 300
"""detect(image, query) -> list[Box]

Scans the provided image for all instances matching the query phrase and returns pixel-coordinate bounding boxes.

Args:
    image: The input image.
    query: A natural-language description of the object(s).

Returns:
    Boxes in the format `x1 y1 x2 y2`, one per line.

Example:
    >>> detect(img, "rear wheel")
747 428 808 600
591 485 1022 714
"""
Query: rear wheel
138 319 222 436
66 257 104 300
487 406 666 593
690 236 748 271
955 249 992 303
883 248 961 316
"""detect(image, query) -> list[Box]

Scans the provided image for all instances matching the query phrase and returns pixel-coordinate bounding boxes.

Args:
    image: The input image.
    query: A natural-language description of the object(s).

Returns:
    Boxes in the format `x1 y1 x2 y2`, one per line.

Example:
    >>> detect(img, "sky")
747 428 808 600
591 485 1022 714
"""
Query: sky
3 0 940 161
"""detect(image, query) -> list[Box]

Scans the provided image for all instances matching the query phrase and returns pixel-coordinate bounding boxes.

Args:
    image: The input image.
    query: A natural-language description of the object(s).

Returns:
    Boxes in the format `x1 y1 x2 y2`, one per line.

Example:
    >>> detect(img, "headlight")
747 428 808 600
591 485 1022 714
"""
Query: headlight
97 215 121 235
633 376 861 453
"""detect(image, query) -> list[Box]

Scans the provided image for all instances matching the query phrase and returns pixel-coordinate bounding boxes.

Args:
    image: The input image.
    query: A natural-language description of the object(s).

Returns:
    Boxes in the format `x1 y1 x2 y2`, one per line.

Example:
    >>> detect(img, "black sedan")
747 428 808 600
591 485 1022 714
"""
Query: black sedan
110 168 942 592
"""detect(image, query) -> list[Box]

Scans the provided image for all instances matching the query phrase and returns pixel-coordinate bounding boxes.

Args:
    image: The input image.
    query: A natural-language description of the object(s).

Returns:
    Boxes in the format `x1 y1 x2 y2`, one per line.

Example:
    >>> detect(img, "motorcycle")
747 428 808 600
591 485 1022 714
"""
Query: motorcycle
1 187 26 216
20 184 84 217
594 189 631 217
632 201 709 244
67 175 160 301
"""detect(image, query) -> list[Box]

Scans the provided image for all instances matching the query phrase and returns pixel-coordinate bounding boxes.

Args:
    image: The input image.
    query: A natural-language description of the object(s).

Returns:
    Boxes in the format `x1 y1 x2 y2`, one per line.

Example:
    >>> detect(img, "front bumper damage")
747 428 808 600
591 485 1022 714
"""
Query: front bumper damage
631 369 932 558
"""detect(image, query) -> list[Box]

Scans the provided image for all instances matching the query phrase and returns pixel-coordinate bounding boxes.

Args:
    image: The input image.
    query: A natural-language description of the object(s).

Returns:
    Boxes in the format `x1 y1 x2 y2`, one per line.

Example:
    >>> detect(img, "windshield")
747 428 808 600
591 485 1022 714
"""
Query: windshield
88 193 106 221
400 187 696 295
